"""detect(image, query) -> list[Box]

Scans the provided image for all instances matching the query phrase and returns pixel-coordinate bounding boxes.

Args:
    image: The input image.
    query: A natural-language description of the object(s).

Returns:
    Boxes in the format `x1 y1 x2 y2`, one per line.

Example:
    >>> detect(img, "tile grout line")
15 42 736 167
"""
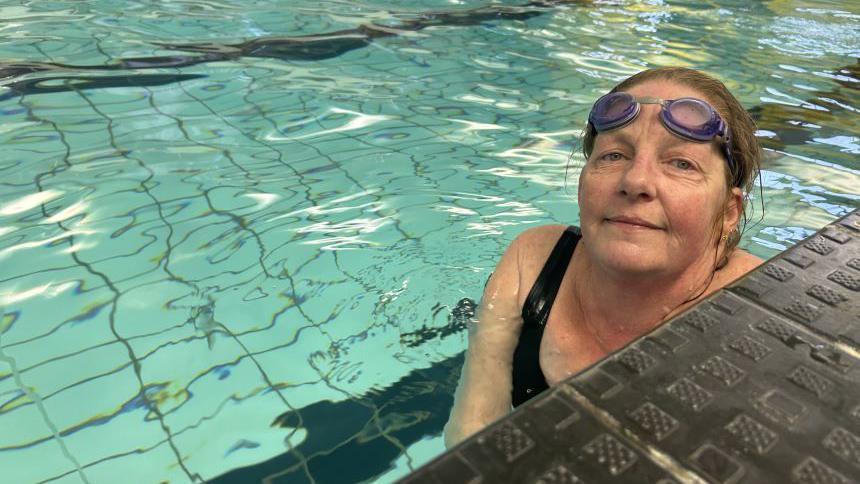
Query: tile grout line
0 312 91 484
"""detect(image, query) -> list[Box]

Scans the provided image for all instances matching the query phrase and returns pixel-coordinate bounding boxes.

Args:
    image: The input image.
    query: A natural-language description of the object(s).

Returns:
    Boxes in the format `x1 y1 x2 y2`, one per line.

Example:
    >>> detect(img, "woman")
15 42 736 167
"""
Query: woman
444 67 764 447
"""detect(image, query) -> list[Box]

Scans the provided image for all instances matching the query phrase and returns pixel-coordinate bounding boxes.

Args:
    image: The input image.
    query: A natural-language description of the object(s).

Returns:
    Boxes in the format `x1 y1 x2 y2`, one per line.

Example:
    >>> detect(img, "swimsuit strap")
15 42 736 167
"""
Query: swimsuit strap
511 225 581 407
520 226 581 327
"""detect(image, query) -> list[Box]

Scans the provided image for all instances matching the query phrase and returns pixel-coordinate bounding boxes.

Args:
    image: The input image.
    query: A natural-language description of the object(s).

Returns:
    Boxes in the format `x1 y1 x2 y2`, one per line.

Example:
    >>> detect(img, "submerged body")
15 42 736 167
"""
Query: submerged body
444 69 765 447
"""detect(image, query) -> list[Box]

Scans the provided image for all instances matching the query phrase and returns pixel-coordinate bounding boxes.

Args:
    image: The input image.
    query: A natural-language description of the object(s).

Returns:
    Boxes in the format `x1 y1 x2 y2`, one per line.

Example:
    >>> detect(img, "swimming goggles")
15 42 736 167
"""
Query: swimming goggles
587 92 738 185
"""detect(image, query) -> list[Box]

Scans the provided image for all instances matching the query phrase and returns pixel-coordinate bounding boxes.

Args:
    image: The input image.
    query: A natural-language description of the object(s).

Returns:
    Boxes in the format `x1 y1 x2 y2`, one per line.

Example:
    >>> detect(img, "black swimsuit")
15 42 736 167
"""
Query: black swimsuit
511 225 581 407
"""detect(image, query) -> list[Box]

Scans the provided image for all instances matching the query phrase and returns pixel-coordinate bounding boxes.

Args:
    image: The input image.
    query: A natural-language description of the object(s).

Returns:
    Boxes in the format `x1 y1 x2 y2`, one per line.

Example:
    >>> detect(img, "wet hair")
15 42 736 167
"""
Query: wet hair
581 66 762 261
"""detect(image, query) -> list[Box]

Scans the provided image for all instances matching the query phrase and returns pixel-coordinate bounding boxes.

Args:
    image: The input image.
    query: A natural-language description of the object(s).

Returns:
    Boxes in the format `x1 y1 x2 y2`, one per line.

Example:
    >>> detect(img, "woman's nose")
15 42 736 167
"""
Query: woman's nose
618 153 658 201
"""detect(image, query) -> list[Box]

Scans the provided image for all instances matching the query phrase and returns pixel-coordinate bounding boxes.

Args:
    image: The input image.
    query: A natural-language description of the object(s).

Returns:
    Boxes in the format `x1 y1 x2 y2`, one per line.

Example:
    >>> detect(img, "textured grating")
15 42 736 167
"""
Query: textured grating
647 329 689 353
489 421 534 462
684 312 718 332
827 270 860 291
792 457 849 484
822 228 851 244
756 318 796 342
735 275 773 298
822 427 860 467
581 370 622 399
725 414 778 455
667 378 713 411
533 464 583 484
697 356 746 386
582 434 637 476
429 454 479 484
787 366 834 398
806 285 847 306
839 216 860 232
784 300 821 323
756 390 807 425
848 258 860 271
689 444 743 484
617 348 656 374
763 264 794 281
784 251 815 268
628 402 679 441
534 395 580 430
710 293 745 315
805 237 835 256
728 336 771 361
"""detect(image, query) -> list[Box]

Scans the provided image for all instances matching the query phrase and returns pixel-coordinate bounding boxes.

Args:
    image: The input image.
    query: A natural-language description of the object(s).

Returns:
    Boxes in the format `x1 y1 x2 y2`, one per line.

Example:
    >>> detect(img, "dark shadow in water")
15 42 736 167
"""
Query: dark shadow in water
209 298 476 484
0 56 224 82
0 73 206 102
749 60 859 161
153 2 559 61
0 1 583 99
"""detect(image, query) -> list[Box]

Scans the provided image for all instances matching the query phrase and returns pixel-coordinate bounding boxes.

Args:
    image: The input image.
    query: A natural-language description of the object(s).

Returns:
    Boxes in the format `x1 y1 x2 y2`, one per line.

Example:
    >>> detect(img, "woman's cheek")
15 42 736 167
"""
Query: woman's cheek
666 195 716 247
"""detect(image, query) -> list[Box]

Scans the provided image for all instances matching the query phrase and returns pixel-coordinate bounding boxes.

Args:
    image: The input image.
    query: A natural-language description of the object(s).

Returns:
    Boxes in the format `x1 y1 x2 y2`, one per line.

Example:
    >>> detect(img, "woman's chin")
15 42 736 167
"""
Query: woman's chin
591 243 668 276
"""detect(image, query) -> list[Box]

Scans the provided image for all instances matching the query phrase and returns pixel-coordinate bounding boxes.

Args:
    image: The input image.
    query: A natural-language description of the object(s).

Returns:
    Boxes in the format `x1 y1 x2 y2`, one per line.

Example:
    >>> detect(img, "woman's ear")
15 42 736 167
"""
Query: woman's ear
723 187 743 233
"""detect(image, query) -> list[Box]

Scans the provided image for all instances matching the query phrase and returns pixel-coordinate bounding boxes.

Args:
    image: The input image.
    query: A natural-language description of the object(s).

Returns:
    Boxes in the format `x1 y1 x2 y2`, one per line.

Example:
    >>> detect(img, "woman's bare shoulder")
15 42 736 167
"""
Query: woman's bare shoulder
518 223 569 239
480 224 570 320
512 225 571 303
516 224 569 256
487 225 566 283
719 248 765 285
730 248 764 271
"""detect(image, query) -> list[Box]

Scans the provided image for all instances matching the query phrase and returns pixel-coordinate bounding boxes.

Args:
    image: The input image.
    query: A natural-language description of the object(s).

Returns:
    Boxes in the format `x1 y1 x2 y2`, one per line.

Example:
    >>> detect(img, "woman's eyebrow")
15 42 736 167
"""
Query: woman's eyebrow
597 132 719 166
596 131 634 147
601 130 711 152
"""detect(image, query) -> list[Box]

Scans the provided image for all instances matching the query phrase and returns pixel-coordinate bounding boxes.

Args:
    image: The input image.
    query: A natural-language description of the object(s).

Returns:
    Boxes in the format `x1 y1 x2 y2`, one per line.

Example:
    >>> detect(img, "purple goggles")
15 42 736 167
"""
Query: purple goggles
588 92 739 186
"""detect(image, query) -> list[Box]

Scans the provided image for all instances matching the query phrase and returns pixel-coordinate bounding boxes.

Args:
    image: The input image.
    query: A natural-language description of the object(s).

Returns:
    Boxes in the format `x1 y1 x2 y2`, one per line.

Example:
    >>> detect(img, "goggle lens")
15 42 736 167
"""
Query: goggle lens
590 92 637 130
667 99 711 127
599 93 634 118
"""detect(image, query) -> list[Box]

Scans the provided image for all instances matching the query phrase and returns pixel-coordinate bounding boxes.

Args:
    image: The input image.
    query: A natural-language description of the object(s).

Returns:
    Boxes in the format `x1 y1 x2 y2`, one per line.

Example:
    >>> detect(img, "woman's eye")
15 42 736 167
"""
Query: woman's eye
672 159 695 170
601 152 624 161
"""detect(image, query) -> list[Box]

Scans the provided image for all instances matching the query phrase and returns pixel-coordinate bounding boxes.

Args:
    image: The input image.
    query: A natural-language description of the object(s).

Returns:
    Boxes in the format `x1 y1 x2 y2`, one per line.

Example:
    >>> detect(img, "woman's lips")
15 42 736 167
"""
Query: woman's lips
605 216 663 230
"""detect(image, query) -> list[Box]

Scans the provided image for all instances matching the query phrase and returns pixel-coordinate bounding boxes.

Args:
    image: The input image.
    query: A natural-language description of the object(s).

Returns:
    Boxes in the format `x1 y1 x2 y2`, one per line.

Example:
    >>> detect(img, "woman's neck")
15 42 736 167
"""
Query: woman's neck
571 243 717 350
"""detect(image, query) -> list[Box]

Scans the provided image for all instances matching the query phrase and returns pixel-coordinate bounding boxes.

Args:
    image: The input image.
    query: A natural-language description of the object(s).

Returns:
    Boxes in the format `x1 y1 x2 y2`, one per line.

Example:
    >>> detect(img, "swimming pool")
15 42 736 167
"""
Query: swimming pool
0 0 857 482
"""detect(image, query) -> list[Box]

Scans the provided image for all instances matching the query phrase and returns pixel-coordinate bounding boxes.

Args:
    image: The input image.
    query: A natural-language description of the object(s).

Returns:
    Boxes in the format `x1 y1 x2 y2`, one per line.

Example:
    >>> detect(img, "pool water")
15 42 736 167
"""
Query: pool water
0 0 857 482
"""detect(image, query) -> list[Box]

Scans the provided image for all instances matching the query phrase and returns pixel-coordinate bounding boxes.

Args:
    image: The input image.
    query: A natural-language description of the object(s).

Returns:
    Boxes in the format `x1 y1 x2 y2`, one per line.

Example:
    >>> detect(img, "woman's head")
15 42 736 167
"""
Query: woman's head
579 68 761 280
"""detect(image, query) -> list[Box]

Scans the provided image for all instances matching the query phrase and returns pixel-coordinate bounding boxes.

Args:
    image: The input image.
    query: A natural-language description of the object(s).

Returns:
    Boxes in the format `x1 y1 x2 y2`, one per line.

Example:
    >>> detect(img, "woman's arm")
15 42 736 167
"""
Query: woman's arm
443 233 526 448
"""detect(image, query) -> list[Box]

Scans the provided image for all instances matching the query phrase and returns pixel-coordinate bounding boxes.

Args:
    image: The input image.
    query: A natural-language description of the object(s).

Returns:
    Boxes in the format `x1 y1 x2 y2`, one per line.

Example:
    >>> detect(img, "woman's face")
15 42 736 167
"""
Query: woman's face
577 79 741 278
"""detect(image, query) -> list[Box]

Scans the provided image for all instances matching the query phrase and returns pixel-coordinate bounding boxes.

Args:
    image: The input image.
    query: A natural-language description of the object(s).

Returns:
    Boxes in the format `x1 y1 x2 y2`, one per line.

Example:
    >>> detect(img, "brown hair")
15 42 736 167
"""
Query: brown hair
581 67 762 260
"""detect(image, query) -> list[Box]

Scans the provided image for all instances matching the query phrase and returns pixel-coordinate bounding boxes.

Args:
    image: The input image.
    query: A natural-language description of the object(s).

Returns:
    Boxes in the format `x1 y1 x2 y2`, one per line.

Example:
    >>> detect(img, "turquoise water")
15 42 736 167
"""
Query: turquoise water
0 1 858 482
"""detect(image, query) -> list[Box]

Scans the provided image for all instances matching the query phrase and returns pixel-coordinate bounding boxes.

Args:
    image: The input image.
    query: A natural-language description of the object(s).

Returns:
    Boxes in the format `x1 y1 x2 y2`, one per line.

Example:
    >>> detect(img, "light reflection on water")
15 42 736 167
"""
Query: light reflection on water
0 1 857 483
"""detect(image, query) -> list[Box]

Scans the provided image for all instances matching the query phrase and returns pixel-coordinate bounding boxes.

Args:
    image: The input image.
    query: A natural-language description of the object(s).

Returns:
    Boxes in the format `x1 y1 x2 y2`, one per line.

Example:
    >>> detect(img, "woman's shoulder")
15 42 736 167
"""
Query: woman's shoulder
716 248 765 286
481 225 572 311
729 248 764 270
488 225 568 281
511 225 574 299
515 224 575 259
515 224 571 250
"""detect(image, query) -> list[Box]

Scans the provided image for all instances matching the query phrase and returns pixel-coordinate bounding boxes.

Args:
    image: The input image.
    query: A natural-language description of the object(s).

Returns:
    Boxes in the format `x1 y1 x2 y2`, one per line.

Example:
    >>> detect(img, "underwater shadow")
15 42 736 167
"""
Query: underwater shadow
0 73 206 102
749 60 859 159
0 1 587 99
209 298 476 484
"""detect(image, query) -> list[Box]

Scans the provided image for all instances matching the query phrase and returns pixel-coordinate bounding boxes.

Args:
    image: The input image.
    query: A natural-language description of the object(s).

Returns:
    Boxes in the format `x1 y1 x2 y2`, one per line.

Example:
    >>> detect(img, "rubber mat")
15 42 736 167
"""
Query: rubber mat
402 209 860 484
